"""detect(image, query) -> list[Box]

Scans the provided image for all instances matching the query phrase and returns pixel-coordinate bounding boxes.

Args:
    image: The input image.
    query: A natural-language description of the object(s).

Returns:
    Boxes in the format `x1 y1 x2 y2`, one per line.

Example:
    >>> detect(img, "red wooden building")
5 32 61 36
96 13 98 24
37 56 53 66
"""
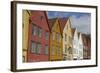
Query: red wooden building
82 34 91 59
27 11 50 62
87 35 91 59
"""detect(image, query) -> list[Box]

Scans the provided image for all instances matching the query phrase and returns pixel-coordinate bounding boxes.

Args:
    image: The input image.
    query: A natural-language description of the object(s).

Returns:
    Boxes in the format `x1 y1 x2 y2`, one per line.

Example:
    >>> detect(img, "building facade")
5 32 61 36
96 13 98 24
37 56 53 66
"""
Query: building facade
27 11 50 62
72 28 79 60
82 34 91 59
49 18 63 61
77 33 83 60
22 10 30 62
59 18 73 60
87 35 91 59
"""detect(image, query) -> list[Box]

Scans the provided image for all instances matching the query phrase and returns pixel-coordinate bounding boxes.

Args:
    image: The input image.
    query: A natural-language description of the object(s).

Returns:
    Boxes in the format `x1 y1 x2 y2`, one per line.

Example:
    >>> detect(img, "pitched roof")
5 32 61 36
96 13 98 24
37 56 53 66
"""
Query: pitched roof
71 28 76 37
78 32 81 38
48 18 57 29
44 11 51 32
81 34 88 46
59 18 68 32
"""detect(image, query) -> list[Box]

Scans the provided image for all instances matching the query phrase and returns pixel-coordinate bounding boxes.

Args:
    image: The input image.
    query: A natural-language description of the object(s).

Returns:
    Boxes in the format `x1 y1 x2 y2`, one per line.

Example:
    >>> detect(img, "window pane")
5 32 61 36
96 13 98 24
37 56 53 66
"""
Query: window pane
56 33 57 41
31 41 37 53
38 28 42 38
59 48 61 56
45 45 48 55
37 43 41 54
59 34 61 42
52 32 55 40
65 45 67 53
45 31 49 40
68 47 72 54
52 46 55 55
56 46 61 56
56 33 59 42
32 24 38 36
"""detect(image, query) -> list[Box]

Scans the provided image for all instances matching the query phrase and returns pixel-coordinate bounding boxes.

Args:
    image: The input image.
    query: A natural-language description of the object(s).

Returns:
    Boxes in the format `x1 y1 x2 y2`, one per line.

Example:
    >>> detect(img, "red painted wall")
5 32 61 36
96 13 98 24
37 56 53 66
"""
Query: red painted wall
83 34 91 59
87 36 91 59
27 11 50 62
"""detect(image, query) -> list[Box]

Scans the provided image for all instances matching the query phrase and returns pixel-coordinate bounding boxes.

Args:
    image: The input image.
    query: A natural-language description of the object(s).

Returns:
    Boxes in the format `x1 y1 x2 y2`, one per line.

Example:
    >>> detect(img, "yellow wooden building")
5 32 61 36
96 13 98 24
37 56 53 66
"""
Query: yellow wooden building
64 18 73 60
22 10 30 62
59 18 73 60
48 18 63 61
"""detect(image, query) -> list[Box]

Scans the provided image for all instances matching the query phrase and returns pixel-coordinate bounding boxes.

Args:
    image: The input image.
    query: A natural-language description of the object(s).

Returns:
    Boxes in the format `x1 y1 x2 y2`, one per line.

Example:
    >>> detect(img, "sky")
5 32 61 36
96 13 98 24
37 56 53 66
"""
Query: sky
47 11 91 34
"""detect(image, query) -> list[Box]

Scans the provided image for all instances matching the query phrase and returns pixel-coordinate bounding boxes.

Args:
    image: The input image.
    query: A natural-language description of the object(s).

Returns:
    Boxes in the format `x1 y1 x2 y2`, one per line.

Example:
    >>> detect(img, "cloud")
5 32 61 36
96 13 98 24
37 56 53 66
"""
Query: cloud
47 11 70 19
70 14 91 34
47 11 91 34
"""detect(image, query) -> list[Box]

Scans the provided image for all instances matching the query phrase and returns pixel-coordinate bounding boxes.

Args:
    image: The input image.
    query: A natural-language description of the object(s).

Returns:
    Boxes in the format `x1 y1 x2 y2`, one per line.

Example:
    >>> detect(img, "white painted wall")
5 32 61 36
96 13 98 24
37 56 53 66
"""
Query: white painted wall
78 33 83 60
0 0 99 73
63 19 72 60
73 29 79 59
63 21 68 55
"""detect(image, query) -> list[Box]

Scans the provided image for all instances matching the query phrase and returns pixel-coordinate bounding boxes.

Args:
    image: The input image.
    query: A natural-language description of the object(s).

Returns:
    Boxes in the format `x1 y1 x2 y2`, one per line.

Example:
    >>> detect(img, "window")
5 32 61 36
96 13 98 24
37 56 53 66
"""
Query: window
79 51 82 56
45 45 49 55
56 46 58 55
69 36 72 43
38 28 42 38
37 43 41 54
73 40 76 45
68 47 72 54
31 41 37 53
32 24 38 36
58 34 61 42
56 33 59 42
45 31 49 40
32 23 42 38
52 46 55 55
79 45 83 49
65 45 67 53
52 32 55 40
57 33 61 42
23 56 25 62
65 34 67 41
74 49 78 54
57 47 61 56
31 41 42 54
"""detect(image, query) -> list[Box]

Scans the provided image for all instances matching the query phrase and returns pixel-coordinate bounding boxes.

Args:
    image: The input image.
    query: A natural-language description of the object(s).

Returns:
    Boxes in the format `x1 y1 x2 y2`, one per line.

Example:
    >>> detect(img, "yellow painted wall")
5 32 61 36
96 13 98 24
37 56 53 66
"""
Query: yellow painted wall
22 10 30 62
50 19 63 61
63 18 73 60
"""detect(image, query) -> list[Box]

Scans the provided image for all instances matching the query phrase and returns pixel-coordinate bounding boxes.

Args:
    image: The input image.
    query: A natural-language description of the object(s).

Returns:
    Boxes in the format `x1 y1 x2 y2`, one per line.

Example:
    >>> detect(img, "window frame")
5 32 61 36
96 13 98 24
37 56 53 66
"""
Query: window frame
31 41 37 54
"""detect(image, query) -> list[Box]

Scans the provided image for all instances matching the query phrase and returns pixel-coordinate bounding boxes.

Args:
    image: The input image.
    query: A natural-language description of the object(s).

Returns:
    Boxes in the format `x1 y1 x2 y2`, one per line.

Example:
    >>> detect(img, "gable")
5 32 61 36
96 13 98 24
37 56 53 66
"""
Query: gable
30 11 50 31
59 18 68 32
48 18 57 31
79 34 83 45
66 18 72 30
52 19 59 31
52 19 62 37
74 29 78 41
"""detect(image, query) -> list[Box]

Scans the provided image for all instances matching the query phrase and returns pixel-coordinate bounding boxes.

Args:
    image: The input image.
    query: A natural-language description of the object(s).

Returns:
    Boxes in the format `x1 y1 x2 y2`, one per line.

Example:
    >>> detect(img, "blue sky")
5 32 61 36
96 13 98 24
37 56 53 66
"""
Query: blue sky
47 11 91 34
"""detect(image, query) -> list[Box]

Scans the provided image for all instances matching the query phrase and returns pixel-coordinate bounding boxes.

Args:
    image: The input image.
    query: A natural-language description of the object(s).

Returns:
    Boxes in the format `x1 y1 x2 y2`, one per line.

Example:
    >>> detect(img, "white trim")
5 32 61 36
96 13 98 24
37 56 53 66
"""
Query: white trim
16 3 96 69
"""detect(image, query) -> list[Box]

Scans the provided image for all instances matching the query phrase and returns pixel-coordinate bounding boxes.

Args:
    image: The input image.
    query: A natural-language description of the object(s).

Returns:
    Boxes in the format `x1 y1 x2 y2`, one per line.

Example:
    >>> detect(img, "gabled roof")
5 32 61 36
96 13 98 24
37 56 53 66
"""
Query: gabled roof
44 11 51 32
48 18 63 37
71 28 76 37
78 32 81 38
59 18 68 32
81 34 88 46
48 18 57 29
